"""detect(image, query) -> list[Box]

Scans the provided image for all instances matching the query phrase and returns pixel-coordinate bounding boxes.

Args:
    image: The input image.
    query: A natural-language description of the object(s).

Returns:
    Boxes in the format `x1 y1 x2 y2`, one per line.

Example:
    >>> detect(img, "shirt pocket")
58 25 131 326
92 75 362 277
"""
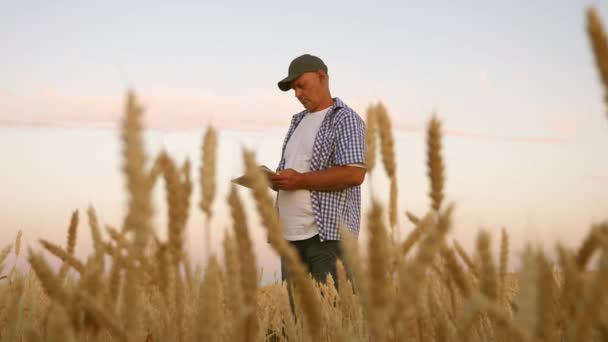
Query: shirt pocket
312 130 337 169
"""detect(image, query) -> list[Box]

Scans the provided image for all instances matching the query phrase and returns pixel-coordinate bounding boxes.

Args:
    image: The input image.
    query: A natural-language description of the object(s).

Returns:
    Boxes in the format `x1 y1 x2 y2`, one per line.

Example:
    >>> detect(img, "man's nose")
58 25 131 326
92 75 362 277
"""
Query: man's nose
294 88 302 98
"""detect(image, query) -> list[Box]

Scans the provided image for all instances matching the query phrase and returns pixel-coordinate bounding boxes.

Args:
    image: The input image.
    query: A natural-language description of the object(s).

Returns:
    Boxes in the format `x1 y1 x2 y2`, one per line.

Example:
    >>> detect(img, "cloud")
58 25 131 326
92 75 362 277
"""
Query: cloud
0 84 121 128
0 83 423 132
444 128 567 144
0 83 576 144
0 118 65 128
0 84 298 131
586 172 608 182
550 118 578 136
139 87 296 131
0 84 10 97
479 66 492 92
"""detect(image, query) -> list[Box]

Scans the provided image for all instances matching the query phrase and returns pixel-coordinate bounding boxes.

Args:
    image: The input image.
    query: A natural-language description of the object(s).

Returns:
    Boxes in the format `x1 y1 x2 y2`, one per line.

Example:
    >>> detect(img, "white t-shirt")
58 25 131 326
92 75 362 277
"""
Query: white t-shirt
278 106 330 241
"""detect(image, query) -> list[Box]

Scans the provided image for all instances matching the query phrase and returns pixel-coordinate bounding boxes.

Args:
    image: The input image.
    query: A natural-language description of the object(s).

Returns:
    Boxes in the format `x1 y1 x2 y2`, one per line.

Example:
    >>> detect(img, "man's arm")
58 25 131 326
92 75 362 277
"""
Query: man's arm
270 165 365 192
272 111 367 192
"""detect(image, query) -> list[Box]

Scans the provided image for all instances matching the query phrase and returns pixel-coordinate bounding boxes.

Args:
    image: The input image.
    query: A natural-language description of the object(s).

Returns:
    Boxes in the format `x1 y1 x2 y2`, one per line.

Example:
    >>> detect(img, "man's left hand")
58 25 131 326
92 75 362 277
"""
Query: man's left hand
270 168 302 190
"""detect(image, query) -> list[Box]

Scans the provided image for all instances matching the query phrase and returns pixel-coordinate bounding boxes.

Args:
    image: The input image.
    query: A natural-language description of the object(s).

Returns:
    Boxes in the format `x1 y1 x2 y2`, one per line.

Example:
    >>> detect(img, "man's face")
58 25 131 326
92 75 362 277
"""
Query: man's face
291 71 325 112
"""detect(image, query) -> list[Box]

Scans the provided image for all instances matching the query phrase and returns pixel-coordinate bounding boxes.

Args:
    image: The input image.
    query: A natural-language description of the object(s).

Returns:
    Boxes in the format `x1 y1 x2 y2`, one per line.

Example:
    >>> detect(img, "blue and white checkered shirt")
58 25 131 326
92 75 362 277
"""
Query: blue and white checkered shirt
276 97 366 241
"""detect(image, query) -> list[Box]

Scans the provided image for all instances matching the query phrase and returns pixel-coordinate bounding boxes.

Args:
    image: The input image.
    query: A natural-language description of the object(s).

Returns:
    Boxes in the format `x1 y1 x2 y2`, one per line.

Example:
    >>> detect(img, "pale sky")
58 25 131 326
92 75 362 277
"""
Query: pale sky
1 1 608 281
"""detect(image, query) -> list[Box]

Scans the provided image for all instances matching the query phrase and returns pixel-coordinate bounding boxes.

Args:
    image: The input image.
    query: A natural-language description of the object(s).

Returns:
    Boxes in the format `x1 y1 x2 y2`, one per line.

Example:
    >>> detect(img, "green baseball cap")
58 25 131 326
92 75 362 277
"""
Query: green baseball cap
277 54 328 91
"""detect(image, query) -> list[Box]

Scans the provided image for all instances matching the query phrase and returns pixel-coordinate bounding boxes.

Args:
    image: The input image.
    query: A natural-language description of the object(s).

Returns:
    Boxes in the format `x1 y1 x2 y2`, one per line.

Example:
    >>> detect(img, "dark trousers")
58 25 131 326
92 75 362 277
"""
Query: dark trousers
273 235 344 340
280 234 342 325
280 234 342 285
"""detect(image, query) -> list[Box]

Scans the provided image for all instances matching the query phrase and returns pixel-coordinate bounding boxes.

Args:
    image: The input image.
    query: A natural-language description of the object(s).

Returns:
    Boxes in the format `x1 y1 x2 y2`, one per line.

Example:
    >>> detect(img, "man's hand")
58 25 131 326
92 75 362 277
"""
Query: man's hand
270 165 365 192
270 168 302 191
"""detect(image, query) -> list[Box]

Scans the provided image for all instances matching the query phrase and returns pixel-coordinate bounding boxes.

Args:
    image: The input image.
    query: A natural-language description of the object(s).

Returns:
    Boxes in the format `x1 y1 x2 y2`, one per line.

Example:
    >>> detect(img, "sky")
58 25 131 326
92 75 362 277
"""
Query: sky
1 1 608 282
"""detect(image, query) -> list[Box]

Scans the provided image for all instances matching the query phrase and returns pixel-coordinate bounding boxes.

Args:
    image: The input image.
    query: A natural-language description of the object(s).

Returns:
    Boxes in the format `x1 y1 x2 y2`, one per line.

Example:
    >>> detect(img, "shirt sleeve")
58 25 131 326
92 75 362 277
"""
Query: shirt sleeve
334 113 366 166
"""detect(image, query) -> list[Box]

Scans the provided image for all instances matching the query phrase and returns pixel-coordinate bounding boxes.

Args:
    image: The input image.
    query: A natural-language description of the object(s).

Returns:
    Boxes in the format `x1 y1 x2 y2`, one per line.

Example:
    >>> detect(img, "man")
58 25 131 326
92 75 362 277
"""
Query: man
270 54 366 285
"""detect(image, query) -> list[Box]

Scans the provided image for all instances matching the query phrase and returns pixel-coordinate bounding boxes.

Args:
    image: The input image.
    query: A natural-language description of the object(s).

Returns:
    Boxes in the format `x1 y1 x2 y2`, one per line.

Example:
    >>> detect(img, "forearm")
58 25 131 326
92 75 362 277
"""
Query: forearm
296 165 365 192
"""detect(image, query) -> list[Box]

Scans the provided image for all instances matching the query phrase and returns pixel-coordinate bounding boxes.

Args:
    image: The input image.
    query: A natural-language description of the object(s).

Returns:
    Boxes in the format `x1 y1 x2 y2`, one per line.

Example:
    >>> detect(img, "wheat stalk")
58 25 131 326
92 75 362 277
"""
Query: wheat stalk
454 239 480 278
398 212 433 259
389 176 398 238
7 231 22 281
376 103 399 235
180 158 193 287
121 91 153 252
196 256 224 341
586 7 608 117
242 148 322 340
227 186 258 341
367 200 392 341
365 104 378 173
441 245 471 298
39 239 85 274
576 225 600 270
57 210 78 280
499 228 509 303
159 152 185 267
569 250 608 341
200 125 217 260
376 102 396 178
222 233 244 341
427 116 445 211
477 230 498 301
86 206 105 271
27 249 69 304
535 251 556 341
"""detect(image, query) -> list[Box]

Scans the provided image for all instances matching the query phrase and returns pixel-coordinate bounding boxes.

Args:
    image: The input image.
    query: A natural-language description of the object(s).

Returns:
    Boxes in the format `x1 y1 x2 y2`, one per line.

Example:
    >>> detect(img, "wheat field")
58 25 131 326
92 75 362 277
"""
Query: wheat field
0 7 607 342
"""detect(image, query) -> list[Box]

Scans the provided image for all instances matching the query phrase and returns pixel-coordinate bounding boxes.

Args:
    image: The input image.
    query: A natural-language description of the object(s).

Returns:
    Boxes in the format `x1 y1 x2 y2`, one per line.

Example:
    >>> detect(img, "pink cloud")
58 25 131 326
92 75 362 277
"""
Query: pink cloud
445 128 567 144
0 85 9 97
1 84 422 133
374 117 568 144
479 66 492 92
586 172 608 182
0 83 121 127
0 84 298 131
138 87 295 131
0 83 577 144
550 118 578 136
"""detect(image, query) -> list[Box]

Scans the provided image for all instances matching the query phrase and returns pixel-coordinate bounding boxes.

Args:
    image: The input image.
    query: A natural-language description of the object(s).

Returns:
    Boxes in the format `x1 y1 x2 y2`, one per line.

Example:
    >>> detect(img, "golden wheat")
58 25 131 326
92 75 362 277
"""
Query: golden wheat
3 9 608 339
2 95 606 342
587 7 608 114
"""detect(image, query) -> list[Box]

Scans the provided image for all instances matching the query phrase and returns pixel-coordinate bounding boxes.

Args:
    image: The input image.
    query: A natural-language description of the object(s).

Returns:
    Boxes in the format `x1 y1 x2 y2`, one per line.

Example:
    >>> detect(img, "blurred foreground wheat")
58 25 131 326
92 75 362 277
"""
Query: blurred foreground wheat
0 7 607 342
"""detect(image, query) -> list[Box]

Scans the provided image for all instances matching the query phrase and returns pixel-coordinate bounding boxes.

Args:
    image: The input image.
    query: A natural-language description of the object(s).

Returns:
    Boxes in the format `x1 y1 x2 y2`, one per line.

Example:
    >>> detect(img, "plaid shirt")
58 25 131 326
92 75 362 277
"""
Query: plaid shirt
276 98 366 241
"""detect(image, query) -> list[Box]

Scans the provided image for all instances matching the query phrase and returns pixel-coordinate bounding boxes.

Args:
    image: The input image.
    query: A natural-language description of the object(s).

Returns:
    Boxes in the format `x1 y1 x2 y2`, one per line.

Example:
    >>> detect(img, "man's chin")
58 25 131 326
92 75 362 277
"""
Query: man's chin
301 103 313 111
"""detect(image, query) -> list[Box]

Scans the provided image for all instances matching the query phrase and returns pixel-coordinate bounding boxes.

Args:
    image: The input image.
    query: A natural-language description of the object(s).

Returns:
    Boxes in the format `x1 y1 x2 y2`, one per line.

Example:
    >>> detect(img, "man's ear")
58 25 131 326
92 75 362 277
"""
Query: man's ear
318 70 328 83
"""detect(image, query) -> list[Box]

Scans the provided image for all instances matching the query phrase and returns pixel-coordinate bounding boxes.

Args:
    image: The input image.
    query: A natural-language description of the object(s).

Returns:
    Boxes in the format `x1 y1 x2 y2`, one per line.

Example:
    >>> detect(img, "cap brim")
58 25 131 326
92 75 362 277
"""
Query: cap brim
277 75 297 91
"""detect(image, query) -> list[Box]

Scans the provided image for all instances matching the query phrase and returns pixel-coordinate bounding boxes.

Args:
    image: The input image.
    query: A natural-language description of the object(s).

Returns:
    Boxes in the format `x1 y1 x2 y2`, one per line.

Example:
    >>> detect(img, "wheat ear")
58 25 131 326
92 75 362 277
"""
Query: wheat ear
39 239 85 274
7 231 22 281
587 7 608 117
454 240 480 278
58 210 78 280
367 200 392 342
200 125 217 260
27 248 69 304
427 116 445 211
477 230 498 301
365 104 378 173
376 103 399 234
576 225 600 270
159 152 185 267
86 206 105 268
228 186 258 341
498 228 509 303
243 149 322 340
121 91 153 253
